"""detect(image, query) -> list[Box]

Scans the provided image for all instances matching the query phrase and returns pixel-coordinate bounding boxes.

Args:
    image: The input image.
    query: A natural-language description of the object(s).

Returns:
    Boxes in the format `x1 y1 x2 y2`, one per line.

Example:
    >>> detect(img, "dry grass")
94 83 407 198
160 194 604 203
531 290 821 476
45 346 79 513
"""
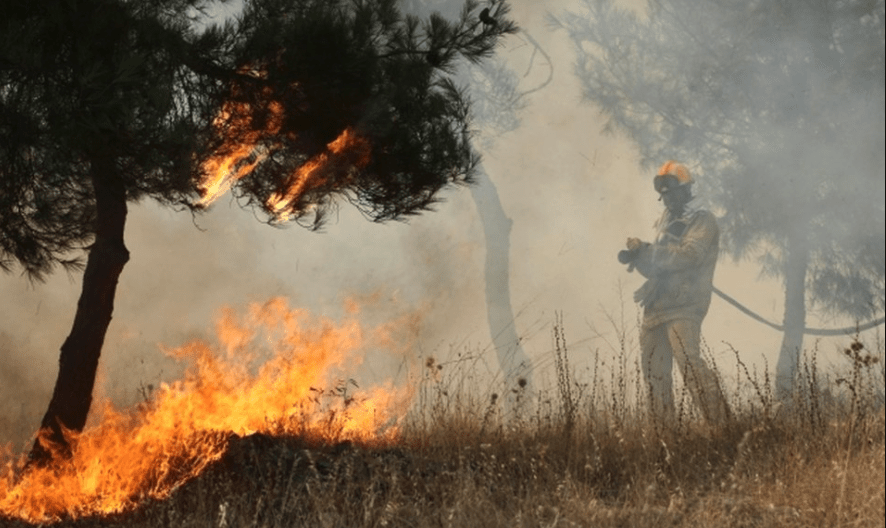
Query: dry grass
1 328 884 528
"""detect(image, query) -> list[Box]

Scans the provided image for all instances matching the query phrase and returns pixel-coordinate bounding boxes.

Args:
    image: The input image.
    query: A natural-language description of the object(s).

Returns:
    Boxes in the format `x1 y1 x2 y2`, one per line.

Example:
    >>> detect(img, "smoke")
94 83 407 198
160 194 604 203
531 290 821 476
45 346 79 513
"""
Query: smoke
2 0 883 449
580 0 881 385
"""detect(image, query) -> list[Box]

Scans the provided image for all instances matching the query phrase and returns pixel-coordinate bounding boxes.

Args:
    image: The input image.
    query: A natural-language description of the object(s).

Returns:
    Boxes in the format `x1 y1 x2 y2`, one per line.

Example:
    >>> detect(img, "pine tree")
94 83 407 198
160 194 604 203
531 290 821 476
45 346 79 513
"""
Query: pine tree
402 0 550 405
0 0 515 464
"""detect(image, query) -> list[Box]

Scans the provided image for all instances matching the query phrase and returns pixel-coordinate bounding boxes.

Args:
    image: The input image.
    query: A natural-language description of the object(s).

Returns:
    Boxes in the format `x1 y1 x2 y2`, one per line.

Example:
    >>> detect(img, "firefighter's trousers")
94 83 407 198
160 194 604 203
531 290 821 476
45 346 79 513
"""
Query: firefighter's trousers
640 319 728 423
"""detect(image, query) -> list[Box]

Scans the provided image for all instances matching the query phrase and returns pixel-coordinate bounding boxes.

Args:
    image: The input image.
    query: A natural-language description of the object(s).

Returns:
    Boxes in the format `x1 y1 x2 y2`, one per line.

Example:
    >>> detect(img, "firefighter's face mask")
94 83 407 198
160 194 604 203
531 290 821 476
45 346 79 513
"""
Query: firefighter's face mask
654 175 682 194
655 175 691 208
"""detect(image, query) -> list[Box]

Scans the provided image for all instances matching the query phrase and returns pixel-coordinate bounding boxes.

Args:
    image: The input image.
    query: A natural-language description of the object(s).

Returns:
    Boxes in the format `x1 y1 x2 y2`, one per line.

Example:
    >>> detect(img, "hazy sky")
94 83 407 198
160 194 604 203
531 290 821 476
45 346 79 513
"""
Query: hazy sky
1 0 879 448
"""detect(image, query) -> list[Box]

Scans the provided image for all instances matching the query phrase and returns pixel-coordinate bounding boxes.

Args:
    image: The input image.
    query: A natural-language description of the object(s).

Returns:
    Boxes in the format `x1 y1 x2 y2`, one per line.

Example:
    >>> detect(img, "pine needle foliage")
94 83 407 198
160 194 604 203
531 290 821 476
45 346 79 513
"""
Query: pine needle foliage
0 0 517 278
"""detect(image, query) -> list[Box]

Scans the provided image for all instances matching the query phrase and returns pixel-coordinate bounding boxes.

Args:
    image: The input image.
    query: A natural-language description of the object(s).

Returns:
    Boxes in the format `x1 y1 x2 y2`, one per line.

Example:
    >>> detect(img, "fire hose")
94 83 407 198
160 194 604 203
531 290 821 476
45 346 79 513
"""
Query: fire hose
712 286 885 337
619 248 885 336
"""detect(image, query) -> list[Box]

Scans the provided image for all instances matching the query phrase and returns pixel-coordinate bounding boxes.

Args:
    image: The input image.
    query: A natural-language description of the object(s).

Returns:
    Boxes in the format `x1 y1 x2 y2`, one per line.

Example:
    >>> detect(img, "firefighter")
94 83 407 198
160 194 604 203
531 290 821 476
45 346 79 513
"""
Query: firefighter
619 161 728 422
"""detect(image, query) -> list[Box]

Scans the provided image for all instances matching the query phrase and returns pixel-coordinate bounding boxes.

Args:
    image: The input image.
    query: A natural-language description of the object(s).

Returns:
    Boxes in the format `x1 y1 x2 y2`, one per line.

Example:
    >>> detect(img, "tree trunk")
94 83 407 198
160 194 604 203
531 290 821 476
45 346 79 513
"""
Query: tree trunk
29 152 129 465
469 165 533 411
775 230 809 400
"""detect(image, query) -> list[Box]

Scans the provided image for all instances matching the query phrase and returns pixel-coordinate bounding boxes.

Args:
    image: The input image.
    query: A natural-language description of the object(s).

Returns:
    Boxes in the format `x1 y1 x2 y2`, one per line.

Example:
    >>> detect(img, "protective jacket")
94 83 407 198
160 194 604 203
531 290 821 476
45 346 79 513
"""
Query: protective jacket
632 206 719 328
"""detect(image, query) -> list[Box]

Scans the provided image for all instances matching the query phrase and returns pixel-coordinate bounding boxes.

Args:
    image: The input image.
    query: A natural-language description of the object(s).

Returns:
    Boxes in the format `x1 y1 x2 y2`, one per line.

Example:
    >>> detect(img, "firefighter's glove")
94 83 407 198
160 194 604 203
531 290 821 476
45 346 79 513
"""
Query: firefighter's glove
618 237 644 269
634 278 658 306
618 248 638 265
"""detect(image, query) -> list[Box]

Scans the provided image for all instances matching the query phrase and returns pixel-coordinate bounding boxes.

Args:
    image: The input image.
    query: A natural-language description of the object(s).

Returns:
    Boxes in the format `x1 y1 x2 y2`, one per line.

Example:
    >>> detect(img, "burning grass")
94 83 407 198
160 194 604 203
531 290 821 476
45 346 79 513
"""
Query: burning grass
0 298 412 523
1 307 884 527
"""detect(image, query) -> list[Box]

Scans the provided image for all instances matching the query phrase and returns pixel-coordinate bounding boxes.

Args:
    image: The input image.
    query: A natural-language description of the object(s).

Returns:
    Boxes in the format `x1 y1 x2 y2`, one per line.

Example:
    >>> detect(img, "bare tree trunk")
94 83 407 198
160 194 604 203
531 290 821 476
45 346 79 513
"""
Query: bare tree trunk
29 152 129 465
775 231 808 400
469 165 533 410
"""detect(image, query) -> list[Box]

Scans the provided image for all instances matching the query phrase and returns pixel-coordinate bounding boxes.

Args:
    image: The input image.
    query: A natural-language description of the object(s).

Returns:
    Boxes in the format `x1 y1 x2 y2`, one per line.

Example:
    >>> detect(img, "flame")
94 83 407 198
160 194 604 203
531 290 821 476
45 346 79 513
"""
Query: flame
267 127 372 222
0 297 414 523
196 70 372 218
197 69 284 207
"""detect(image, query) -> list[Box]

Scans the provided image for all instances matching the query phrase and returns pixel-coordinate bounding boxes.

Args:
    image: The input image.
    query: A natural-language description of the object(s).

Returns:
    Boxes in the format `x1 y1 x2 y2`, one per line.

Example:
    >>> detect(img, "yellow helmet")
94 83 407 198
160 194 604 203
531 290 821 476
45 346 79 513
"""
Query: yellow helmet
655 160 692 185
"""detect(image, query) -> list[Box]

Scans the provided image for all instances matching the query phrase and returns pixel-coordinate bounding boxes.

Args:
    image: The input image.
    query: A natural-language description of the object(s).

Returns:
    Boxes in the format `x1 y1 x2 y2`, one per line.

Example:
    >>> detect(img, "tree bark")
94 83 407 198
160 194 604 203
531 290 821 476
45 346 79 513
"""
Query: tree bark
469 165 533 411
775 230 809 399
29 151 129 465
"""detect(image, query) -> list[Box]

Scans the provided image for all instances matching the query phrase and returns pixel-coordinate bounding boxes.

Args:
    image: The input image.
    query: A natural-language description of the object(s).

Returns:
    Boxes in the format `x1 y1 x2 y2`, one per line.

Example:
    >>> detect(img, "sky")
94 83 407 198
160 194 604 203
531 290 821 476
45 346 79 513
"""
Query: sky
1 0 881 449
